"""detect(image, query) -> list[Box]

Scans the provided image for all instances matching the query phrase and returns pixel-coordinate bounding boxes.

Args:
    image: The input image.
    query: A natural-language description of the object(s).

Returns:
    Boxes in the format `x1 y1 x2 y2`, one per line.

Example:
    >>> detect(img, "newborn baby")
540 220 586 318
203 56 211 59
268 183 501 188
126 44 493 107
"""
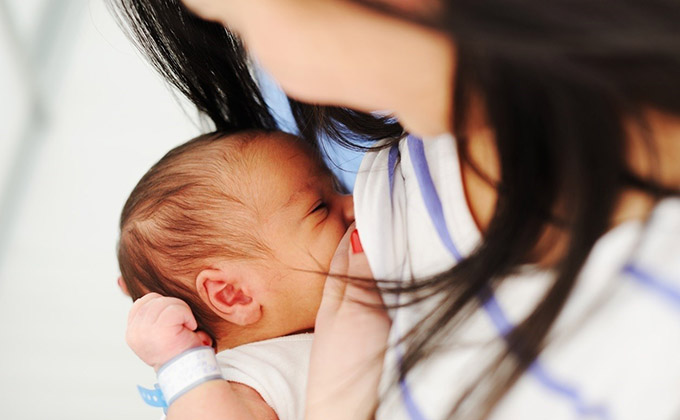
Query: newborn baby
118 130 356 419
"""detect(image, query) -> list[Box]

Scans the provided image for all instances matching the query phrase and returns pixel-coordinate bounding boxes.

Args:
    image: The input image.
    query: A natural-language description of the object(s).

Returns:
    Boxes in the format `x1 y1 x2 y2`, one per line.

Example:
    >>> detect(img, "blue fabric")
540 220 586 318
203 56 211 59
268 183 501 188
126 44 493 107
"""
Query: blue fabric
401 136 611 420
623 264 680 313
255 66 364 192
388 144 400 199
398 366 429 420
406 136 463 261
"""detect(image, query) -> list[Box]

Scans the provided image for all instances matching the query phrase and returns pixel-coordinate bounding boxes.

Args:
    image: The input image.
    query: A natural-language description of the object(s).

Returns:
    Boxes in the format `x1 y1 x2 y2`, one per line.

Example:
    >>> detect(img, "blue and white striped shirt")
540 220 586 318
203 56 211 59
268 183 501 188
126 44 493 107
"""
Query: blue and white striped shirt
355 133 680 420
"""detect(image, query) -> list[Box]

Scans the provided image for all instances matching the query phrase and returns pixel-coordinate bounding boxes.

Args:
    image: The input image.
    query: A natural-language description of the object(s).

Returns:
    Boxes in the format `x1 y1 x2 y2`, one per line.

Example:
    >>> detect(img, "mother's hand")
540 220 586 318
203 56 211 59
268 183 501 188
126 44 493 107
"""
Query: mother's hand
180 0 302 30
306 226 391 420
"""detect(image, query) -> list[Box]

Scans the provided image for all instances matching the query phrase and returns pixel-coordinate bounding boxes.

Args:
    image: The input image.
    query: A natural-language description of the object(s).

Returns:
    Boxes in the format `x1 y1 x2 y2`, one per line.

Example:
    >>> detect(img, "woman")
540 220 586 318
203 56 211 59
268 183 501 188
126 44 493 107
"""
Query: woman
111 0 680 419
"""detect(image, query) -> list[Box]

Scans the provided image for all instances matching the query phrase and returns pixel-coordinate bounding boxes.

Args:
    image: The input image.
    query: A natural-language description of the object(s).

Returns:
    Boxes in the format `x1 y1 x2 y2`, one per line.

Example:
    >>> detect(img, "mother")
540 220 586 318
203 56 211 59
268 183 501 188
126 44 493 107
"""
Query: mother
111 1 680 419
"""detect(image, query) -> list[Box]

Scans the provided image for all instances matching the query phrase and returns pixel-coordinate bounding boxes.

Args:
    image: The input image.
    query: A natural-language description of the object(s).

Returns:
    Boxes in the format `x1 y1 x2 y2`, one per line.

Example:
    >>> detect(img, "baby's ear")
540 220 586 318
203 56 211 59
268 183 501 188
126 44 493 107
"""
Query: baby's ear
196 267 262 326
117 276 130 297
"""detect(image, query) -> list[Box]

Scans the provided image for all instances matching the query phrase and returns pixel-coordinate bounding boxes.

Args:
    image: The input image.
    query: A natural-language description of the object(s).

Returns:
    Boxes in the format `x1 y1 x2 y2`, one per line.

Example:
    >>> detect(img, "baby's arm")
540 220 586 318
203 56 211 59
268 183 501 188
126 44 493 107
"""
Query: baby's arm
164 380 276 420
126 293 277 420
305 229 392 420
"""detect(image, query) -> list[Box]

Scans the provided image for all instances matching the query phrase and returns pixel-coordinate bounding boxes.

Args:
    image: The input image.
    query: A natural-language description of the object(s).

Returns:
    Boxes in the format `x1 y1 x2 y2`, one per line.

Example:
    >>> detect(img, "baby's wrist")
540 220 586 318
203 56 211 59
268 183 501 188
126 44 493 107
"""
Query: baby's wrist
138 346 223 412
152 343 207 372
157 346 223 407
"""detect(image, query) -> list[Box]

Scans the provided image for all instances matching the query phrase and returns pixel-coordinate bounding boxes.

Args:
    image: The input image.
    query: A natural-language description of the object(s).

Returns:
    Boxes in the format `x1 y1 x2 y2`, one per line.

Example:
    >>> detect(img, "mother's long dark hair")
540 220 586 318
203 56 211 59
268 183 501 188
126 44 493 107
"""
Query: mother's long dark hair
398 1 680 418
109 0 680 418
107 0 402 147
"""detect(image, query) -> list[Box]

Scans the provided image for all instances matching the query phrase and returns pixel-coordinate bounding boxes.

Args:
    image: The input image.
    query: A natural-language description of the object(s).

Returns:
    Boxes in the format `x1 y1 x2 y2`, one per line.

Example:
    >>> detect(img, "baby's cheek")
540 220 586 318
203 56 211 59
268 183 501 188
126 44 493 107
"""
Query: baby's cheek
309 232 338 273
317 242 338 272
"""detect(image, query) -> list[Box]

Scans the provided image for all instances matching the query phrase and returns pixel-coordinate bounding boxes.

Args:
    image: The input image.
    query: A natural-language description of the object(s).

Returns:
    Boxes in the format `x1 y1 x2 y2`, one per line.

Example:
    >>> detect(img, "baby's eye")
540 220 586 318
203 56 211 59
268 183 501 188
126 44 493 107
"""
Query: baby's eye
311 201 327 213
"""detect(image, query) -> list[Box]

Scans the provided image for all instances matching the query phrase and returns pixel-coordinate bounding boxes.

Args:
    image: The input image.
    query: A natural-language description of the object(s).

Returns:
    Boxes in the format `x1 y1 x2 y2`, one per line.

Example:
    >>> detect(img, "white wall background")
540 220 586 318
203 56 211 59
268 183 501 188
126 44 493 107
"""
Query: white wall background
0 1 201 418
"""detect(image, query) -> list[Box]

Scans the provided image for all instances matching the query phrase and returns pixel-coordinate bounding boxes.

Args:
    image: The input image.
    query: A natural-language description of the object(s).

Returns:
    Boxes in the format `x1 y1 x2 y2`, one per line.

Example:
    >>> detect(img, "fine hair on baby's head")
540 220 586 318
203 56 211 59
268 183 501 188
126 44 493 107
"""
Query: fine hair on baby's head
118 130 323 341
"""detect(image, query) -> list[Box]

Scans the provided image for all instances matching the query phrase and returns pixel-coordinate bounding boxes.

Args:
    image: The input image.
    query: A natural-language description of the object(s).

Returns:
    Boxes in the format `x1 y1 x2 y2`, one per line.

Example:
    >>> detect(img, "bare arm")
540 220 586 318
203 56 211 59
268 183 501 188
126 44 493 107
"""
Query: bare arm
167 381 277 420
125 294 278 420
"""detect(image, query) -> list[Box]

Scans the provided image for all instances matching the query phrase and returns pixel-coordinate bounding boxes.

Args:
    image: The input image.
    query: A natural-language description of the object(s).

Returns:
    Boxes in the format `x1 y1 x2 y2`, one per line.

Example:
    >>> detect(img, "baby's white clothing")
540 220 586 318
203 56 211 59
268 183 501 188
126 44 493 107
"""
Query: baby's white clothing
355 133 680 420
215 333 313 420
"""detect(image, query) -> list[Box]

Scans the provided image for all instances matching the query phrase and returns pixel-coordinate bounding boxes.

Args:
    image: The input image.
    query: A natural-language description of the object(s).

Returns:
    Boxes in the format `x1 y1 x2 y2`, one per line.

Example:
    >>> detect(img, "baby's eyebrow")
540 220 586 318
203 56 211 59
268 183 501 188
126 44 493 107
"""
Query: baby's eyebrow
282 183 315 210
279 163 328 211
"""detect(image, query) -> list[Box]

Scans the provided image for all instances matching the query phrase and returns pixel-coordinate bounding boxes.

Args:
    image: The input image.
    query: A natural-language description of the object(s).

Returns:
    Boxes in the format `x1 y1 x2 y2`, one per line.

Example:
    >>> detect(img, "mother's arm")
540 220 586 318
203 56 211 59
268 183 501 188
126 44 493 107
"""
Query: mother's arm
180 0 454 137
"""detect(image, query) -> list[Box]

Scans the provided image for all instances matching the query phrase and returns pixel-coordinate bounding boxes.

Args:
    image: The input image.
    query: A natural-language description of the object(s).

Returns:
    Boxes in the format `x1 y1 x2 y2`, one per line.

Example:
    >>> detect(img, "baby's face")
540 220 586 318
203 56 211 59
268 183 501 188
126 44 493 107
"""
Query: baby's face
240 133 354 334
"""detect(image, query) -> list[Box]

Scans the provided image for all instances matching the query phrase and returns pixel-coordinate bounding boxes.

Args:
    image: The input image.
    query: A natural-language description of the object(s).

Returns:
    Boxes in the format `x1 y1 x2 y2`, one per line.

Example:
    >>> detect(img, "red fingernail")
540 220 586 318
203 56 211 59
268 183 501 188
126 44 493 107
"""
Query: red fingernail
350 229 363 254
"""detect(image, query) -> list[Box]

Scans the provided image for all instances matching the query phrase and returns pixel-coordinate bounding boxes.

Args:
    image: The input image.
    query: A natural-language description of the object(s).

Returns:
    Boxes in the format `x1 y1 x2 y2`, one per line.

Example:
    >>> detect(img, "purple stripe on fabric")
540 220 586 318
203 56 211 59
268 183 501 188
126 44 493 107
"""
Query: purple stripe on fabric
529 364 612 419
481 293 514 336
387 140 428 420
388 144 400 199
623 264 680 311
393 313 428 420
398 356 429 420
484 295 612 420
404 135 610 419
406 136 463 261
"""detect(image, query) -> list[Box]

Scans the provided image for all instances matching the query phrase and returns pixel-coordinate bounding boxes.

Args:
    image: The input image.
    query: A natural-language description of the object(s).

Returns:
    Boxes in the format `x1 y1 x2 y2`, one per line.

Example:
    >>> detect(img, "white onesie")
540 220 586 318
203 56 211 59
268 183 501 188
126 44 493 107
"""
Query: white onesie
215 333 313 420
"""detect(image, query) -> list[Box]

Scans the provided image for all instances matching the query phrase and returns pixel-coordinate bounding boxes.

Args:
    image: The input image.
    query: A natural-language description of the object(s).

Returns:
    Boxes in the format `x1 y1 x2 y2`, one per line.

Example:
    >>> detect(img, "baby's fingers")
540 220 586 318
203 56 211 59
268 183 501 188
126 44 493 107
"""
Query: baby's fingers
127 292 163 325
155 299 198 331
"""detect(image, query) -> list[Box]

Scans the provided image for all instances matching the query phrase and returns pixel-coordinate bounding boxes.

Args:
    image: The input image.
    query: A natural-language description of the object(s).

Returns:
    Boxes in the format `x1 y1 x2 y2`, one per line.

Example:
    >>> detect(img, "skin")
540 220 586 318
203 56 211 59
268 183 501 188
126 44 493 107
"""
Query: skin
182 0 680 247
183 0 455 137
129 1 680 419
126 134 365 420
207 133 356 350
126 229 385 420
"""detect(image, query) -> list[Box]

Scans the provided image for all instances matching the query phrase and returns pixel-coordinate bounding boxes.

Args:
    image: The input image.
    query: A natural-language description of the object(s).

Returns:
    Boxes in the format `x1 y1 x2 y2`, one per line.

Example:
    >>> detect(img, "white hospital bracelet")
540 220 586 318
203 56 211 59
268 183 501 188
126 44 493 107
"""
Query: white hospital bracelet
157 346 224 407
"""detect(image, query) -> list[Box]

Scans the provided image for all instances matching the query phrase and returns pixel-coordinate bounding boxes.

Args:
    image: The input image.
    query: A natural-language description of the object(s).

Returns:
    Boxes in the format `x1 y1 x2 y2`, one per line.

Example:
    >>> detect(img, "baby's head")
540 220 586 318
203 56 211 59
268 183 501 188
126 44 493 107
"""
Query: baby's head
118 130 354 349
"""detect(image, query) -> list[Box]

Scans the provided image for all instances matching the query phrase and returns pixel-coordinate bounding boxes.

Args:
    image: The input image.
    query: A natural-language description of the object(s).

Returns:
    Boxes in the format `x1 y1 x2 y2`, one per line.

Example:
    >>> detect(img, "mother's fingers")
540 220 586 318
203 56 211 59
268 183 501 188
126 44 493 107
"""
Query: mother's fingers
180 0 228 22
180 0 265 30
343 235 381 308
322 224 356 313
322 225 381 315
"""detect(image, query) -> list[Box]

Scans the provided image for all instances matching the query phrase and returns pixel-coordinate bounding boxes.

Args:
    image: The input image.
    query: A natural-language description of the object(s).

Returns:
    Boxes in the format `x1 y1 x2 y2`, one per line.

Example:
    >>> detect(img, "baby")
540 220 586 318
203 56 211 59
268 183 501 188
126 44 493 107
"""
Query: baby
118 130 359 419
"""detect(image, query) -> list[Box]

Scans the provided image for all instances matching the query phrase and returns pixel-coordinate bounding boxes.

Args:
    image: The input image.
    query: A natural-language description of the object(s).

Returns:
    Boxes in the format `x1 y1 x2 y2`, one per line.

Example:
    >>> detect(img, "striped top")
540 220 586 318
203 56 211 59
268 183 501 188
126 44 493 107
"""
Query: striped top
354 133 680 420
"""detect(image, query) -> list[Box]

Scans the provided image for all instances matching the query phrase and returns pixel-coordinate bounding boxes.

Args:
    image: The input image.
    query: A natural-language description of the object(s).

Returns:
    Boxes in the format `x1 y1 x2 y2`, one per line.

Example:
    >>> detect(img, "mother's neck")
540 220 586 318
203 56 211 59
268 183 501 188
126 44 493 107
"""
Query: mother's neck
457 104 680 266
625 108 680 193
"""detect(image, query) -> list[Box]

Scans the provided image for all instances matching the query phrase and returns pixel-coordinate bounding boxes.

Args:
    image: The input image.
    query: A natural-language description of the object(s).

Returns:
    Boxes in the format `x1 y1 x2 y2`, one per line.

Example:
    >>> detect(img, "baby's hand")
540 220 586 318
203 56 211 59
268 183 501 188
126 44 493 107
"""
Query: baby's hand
126 293 212 371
